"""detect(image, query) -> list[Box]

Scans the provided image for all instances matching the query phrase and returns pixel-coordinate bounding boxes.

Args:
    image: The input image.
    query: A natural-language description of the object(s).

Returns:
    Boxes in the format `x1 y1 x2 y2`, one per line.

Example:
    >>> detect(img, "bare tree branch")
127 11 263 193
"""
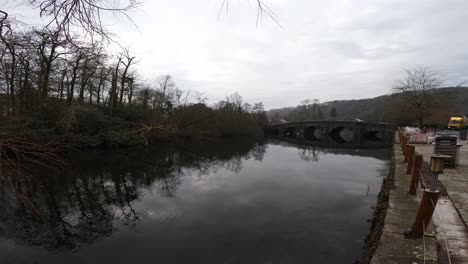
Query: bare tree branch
218 0 283 29
26 0 141 42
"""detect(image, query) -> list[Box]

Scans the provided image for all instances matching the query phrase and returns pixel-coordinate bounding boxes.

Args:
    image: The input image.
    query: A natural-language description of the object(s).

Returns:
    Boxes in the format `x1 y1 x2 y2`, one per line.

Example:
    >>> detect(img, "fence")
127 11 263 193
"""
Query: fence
397 129 452 263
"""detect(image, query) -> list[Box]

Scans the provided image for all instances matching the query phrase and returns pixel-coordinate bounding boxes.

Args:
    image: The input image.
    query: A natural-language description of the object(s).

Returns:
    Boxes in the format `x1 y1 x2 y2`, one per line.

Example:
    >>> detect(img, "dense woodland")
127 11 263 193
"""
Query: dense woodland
0 26 268 146
268 87 468 127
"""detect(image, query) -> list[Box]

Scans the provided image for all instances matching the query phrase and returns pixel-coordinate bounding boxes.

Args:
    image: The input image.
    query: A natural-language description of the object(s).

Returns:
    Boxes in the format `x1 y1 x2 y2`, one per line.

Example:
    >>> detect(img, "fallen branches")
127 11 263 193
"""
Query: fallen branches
0 134 70 174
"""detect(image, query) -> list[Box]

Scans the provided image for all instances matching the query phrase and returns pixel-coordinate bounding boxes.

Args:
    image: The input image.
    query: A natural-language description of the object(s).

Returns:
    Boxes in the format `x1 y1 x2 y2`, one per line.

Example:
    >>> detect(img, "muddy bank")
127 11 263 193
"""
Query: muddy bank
355 146 396 264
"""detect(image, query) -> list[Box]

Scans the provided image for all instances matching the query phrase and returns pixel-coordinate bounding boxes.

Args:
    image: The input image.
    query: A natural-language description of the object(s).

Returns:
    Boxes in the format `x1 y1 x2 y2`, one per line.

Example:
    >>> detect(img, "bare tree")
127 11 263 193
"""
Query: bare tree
109 57 122 115
299 99 312 120
96 66 112 106
393 66 442 126
228 92 243 113
35 28 68 100
23 0 140 41
0 11 17 114
194 91 207 104
119 48 136 104
67 50 84 105
173 88 190 107
156 75 175 109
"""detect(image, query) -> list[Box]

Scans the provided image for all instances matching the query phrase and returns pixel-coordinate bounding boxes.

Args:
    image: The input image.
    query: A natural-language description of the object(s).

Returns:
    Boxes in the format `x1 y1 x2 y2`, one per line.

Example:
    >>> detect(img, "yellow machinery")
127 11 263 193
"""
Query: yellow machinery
448 116 466 130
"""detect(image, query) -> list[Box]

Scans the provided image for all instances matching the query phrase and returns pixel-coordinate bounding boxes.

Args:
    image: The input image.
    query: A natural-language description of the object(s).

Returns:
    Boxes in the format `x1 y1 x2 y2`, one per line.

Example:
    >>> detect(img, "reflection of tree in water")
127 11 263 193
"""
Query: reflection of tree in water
298 146 321 162
250 143 268 162
0 139 264 250
0 173 114 250
168 140 267 181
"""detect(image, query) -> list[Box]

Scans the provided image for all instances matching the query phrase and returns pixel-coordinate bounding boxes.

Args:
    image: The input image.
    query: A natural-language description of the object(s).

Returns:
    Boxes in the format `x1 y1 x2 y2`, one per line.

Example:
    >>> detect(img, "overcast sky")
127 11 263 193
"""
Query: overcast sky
6 0 468 109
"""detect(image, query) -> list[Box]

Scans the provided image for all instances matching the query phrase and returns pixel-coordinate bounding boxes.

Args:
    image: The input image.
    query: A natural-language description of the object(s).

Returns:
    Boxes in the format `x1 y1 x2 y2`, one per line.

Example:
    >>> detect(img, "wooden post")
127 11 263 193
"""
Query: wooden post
405 155 448 239
404 144 410 163
404 189 440 238
406 146 416 174
408 154 423 195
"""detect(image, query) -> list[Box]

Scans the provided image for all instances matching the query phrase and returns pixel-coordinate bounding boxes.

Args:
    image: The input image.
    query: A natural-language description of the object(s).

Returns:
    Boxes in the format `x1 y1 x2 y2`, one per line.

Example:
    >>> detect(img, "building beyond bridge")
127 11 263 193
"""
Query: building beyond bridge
265 120 395 148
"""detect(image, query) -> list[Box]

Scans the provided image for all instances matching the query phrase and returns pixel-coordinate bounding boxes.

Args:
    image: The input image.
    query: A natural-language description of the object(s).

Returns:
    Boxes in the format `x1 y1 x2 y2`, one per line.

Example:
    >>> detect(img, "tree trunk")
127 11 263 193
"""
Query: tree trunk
88 81 93 104
59 69 67 102
119 56 135 105
8 55 16 115
40 59 53 99
78 58 89 104
68 57 82 106
110 59 121 116
20 61 31 114
127 79 133 104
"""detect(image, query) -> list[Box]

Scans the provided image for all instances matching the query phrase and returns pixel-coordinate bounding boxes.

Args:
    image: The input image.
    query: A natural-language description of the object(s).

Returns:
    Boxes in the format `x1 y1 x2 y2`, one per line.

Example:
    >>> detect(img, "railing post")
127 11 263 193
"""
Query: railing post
400 133 405 149
404 144 410 163
406 145 416 174
405 155 448 238
404 189 440 238
408 154 423 195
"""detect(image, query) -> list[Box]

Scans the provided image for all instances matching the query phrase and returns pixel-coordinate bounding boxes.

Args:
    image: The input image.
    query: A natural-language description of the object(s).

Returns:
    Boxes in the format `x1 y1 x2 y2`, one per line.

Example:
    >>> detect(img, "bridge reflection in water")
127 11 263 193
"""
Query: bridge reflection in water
265 120 395 149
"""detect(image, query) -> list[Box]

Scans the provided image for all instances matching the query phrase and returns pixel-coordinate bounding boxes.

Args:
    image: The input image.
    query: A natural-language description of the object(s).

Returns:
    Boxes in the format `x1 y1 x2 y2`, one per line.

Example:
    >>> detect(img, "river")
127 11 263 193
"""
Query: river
0 139 391 264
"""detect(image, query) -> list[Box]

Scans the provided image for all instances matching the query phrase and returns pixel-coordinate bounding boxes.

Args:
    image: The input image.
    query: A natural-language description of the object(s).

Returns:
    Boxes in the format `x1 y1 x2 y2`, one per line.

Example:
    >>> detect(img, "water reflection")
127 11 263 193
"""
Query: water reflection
0 139 389 264
270 138 392 162
0 140 264 250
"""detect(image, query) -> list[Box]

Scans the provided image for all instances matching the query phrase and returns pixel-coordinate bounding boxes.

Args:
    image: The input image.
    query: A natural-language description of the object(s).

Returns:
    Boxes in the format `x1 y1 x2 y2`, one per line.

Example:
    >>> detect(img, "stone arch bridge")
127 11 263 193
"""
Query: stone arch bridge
265 121 395 148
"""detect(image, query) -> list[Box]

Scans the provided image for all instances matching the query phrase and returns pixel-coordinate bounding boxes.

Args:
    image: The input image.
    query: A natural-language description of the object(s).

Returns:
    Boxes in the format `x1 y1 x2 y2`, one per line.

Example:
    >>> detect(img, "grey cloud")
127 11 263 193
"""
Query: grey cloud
7 0 468 109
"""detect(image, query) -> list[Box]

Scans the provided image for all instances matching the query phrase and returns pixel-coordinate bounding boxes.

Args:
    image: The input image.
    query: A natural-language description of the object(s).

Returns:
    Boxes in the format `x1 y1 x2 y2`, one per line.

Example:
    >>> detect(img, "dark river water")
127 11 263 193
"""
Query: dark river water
0 139 390 264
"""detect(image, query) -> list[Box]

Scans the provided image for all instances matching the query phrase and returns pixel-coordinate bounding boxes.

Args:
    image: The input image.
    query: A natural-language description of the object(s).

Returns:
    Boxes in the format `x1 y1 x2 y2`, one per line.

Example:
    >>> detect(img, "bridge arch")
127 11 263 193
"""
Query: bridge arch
329 126 353 144
284 127 297 138
363 130 382 142
304 126 321 141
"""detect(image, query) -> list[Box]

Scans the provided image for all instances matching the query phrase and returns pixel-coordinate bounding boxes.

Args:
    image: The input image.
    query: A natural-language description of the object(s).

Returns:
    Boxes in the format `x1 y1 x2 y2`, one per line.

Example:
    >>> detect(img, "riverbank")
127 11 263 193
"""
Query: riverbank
356 145 395 264
358 137 441 263
369 141 438 263
0 103 265 148
362 135 468 263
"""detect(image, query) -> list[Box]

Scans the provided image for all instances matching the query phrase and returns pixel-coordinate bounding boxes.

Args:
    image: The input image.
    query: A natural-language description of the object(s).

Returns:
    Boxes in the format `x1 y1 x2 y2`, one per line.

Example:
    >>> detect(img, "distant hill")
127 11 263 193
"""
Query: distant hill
267 87 468 126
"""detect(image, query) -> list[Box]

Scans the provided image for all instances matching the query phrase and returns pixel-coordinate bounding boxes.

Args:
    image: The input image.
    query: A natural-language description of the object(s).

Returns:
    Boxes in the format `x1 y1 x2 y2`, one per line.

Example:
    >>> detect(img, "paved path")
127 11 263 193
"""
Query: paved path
415 142 468 263
371 143 438 264
415 142 468 225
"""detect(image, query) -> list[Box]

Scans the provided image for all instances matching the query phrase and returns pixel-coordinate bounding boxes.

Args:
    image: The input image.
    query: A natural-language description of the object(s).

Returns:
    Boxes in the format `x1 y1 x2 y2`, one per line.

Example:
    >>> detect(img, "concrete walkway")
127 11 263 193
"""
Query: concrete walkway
371 144 438 264
415 142 468 225
415 142 468 263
